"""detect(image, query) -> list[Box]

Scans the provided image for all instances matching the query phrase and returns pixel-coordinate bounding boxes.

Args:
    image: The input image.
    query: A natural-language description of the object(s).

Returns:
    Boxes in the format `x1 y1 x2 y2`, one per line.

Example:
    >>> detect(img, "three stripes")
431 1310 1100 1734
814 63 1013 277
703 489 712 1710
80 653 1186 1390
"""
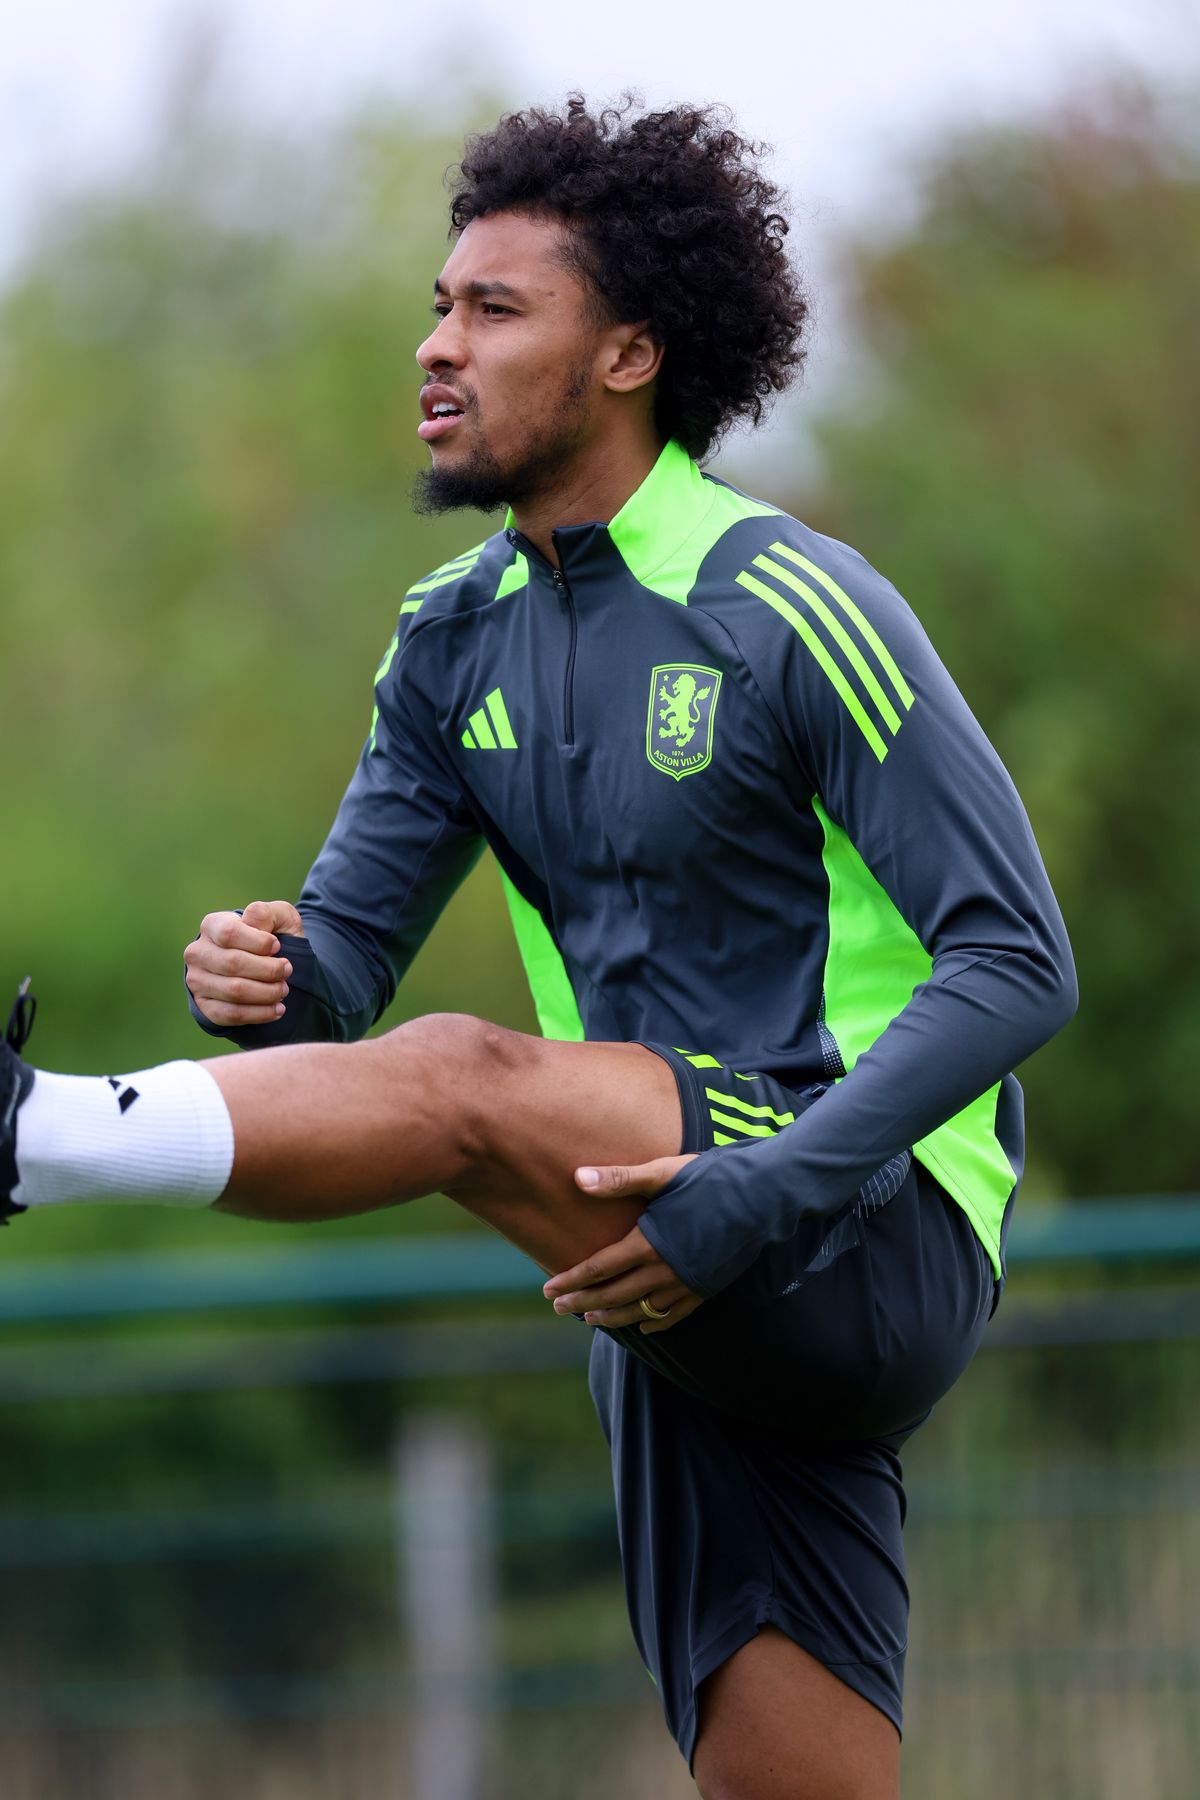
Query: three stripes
736 541 914 763
462 687 518 751
705 1085 795 1145
399 542 486 613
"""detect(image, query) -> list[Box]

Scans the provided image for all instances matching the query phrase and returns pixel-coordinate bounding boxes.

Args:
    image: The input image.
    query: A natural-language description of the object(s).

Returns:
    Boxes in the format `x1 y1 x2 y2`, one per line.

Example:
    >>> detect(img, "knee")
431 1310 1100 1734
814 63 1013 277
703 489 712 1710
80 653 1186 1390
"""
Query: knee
372 1013 533 1163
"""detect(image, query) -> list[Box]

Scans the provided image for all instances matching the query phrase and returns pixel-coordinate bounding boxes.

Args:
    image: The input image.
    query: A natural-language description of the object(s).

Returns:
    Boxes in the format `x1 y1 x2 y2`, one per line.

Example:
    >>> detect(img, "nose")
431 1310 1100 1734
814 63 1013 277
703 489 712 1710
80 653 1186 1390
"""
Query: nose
416 310 466 375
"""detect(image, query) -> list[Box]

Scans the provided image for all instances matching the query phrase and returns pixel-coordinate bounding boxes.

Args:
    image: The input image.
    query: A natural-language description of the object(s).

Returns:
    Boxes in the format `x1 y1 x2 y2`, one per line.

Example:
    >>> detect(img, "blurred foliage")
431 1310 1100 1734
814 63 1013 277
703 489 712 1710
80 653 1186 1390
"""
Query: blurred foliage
1 77 1198 1790
810 84 1200 1196
2 81 1194 1229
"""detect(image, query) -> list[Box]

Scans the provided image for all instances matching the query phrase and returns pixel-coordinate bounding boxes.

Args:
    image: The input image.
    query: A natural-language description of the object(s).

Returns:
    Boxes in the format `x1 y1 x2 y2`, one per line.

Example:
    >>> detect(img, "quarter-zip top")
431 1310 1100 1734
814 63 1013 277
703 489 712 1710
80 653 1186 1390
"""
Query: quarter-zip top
233 438 1076 1295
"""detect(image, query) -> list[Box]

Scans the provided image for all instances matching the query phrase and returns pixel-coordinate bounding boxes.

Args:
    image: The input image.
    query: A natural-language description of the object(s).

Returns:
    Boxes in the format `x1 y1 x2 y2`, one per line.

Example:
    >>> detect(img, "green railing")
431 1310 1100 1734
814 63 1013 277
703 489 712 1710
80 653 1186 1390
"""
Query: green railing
2 1198 1198 1324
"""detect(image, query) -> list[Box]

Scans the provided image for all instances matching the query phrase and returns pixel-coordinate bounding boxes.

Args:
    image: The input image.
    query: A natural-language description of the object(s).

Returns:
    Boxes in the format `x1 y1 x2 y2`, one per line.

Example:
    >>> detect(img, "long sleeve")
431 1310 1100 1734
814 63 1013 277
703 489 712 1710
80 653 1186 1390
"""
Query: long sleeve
639 543 1078 1297
188 625 483 1048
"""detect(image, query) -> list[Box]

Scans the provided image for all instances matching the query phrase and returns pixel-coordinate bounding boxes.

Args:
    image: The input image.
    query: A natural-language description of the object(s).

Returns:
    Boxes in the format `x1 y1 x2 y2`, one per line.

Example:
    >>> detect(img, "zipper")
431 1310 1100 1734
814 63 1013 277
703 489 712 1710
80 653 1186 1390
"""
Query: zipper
553 566 578 746
505 526 578 749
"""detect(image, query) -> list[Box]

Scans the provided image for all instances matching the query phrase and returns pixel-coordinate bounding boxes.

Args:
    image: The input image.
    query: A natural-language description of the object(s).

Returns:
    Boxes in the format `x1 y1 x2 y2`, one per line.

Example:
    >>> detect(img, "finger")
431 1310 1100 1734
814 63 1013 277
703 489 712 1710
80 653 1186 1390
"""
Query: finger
186 968 289 1008
550 1266 681 1316
244 899 305 938
639 1295 704 1335
578 1284 692 1327
184 943 293 985
200 911 280 957
574 1157 682 1199
193 997 288 1027
542 1227 652 1298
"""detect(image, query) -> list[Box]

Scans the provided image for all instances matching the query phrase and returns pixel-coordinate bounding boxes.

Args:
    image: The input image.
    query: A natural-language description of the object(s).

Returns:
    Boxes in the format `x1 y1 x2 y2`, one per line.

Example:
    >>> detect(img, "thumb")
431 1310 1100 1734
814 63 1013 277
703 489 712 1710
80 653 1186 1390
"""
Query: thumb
243 899 305 938
575 1158 678 1198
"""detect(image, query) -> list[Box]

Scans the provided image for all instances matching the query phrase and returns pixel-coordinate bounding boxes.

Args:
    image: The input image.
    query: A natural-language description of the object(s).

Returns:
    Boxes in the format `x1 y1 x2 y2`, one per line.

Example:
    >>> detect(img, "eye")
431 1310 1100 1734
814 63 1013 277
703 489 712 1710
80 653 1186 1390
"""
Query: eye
482 303 514 316
432 302 452 319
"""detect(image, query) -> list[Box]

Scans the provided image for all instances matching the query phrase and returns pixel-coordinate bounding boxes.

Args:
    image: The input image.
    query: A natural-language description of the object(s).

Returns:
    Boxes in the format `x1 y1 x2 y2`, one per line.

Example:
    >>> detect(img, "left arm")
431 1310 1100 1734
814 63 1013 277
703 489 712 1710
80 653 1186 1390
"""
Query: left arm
549 549 1077 1316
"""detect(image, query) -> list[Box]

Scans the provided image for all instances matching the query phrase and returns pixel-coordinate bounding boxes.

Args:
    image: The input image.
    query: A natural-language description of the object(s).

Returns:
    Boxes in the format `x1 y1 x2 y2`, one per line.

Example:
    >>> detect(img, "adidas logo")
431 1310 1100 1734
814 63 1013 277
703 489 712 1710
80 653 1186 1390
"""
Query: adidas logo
462 687 518 751
106 1077 140 1115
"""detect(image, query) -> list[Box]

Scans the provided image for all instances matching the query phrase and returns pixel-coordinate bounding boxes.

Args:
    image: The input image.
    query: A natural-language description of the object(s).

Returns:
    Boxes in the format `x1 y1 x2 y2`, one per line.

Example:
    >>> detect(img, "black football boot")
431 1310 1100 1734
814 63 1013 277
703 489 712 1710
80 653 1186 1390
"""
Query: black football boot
0 979 36 1224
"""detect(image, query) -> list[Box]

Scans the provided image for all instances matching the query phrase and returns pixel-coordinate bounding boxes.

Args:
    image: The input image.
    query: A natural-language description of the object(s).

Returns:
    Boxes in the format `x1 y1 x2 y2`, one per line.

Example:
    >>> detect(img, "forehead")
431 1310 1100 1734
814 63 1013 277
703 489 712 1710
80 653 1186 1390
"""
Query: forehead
436 211 581 303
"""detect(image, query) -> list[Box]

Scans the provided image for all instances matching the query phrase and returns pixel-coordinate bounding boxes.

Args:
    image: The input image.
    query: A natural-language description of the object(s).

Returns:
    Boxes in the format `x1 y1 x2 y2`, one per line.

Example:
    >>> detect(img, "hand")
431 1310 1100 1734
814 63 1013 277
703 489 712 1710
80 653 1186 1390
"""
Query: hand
183 900 304 1028
542 1154 702 1334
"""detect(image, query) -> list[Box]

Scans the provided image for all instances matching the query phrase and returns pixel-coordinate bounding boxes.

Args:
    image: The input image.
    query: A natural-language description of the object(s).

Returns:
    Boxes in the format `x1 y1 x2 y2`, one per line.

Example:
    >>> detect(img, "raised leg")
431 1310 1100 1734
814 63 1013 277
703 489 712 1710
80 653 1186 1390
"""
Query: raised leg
207 1013 682 1275
694 1628 900 1800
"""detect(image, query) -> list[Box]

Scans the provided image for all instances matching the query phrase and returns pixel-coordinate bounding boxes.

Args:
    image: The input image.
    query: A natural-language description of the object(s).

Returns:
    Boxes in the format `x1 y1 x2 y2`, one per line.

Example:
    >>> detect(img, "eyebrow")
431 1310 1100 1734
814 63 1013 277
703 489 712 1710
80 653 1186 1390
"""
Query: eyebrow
432 277 527 303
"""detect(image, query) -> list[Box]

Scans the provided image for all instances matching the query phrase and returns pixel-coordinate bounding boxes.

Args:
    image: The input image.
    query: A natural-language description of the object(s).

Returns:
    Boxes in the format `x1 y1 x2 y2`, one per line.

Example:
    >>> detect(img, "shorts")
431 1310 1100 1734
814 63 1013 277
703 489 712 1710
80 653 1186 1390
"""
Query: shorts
586 1044 1000 1764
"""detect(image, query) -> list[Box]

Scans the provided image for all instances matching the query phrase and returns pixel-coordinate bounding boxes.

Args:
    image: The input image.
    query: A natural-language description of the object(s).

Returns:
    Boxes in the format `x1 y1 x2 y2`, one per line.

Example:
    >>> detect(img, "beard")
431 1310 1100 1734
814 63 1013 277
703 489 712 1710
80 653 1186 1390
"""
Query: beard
412 366 592 517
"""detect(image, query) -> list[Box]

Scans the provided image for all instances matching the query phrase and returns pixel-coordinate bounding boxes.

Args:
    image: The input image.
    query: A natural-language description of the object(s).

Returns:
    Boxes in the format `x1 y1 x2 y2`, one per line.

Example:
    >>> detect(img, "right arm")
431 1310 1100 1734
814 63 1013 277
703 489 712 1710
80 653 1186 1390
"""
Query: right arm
184 629 482 1046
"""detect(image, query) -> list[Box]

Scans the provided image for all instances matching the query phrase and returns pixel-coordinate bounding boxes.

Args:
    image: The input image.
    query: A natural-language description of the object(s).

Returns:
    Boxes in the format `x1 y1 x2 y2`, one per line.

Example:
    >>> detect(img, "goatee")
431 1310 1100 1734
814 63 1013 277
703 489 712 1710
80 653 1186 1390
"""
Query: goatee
412 373 592 518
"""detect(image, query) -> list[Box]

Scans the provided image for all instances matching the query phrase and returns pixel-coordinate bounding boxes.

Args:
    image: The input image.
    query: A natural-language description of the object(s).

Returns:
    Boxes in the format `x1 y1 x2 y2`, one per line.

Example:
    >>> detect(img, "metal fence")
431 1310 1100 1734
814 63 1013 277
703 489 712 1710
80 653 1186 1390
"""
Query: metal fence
1 1203 1197 1799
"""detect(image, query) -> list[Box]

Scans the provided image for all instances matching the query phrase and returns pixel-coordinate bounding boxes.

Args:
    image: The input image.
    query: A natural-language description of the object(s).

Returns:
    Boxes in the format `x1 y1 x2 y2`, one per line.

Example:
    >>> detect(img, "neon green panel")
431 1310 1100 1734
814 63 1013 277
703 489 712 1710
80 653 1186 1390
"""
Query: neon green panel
461 727 476 749
814 797 1014 1276
498 870 585 1041
485 688 518 749
494 553 528 599
607 440 778 604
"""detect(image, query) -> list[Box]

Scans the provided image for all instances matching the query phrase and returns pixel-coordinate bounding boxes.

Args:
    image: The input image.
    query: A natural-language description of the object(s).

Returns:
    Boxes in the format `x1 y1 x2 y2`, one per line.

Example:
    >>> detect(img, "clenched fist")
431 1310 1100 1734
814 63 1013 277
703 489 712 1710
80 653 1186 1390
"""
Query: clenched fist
184 900 304 1028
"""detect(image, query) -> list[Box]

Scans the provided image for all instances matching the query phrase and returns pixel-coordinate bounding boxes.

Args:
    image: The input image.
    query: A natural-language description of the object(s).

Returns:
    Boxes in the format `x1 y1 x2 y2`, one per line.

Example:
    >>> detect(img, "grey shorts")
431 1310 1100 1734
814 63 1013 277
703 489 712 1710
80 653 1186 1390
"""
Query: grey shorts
586 1044 1000 1764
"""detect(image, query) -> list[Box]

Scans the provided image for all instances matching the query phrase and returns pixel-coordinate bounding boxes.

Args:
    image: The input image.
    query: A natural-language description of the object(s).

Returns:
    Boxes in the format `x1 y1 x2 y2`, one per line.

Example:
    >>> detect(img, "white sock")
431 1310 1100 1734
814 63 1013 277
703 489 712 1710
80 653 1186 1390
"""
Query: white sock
13 1062 235 1209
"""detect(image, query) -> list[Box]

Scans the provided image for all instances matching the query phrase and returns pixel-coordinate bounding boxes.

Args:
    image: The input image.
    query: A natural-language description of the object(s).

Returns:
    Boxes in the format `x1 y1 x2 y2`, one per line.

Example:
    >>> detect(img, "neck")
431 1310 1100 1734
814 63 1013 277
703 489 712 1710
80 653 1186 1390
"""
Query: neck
511 425 666 564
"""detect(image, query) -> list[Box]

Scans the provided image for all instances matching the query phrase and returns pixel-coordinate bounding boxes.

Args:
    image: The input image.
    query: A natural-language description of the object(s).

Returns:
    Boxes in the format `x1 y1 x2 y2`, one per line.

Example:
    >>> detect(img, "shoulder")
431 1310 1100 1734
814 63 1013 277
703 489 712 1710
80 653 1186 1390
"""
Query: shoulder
398 530 522 634
371 528 524 686
691 480 922 668
692 476 904 624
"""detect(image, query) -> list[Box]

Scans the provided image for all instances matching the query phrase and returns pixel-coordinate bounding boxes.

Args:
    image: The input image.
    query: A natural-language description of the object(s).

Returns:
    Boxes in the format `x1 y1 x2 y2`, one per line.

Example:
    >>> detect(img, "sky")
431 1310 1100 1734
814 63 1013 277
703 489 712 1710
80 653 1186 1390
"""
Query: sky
0 0 1194 457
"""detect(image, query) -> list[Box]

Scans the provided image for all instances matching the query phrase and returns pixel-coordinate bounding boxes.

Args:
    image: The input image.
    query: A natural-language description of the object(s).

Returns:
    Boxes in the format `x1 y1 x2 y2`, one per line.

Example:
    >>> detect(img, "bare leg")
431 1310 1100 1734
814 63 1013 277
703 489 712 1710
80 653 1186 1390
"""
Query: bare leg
207 1013 681 1275
694 1627 900 1800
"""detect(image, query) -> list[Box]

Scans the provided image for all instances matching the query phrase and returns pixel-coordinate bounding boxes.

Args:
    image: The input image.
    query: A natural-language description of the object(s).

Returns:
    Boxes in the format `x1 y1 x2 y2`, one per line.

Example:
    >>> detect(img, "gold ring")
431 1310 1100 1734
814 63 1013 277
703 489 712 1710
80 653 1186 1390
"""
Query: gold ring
639 1296 671 1321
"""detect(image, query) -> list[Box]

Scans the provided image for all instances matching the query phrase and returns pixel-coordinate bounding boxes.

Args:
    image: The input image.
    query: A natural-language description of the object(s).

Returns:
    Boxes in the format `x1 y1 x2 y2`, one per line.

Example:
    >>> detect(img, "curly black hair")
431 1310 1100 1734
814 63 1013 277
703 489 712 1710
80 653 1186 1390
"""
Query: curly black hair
448 96 808 461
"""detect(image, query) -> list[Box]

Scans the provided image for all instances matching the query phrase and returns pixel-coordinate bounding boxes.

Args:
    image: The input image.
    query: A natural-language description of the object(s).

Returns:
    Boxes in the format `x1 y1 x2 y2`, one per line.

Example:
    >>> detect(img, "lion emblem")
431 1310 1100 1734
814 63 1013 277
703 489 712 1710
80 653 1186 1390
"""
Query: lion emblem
646 663 722 780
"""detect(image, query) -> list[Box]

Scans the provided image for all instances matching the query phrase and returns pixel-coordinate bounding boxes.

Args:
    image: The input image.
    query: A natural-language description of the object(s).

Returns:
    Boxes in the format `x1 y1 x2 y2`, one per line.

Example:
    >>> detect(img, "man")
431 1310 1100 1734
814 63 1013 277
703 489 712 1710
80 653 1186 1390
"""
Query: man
1 98 1076 1798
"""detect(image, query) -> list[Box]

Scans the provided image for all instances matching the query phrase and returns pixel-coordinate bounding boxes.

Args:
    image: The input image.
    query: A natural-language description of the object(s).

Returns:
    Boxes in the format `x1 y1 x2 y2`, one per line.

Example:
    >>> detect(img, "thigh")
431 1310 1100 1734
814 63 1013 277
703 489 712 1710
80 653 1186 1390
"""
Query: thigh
694 1626 900 1800
603 1047 996 1440
442 1032 682 1274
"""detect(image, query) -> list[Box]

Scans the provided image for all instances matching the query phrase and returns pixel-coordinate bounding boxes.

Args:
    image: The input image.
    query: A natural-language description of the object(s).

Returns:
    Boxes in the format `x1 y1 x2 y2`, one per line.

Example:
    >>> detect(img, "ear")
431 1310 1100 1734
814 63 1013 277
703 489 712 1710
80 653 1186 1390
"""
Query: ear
601 322 664 396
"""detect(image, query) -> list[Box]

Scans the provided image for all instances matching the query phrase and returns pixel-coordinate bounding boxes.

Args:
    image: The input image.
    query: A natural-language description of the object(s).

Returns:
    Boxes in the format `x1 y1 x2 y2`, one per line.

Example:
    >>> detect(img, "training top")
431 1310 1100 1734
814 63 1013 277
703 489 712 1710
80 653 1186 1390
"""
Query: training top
192 440 1077 1297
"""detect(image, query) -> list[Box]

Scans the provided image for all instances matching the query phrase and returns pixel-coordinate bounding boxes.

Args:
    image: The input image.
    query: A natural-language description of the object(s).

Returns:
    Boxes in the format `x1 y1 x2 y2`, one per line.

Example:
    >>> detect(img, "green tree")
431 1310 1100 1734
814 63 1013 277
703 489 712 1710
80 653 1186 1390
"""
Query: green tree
808 86 1200 1197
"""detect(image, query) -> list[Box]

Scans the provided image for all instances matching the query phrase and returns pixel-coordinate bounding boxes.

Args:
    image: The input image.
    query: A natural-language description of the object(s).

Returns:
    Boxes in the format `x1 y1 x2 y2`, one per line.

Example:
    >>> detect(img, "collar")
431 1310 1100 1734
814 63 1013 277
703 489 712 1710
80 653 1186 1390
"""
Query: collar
505 440 719 600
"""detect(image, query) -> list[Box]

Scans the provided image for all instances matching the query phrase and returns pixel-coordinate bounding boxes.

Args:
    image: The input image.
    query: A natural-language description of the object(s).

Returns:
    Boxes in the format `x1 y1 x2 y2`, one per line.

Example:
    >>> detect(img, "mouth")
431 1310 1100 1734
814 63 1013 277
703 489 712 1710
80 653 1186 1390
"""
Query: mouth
418 384 467 443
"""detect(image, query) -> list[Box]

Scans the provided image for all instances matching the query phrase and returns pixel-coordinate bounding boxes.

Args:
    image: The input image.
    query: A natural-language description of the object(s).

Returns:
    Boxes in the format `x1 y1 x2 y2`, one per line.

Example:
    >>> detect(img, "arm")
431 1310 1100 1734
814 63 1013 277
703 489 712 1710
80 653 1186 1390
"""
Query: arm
185 627 481 1047
637 547 1078 1298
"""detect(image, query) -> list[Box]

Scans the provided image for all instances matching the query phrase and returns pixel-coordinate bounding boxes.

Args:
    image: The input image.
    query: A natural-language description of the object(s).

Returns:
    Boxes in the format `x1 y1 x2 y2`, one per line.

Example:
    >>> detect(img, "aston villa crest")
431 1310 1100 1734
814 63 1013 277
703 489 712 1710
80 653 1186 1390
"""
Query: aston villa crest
646 664 722 780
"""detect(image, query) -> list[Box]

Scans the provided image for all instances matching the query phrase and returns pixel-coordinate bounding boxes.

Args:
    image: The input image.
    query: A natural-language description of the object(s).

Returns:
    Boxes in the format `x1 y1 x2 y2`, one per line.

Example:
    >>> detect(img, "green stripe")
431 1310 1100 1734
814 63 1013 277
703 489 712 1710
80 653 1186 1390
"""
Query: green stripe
672 1048 723 1069
497 870 584 1041
736 571 889 763
398 598 423 615
768 543 914 712
752 555 901 736
704 1087 795 1127
462 727 476 749
485 688 518 749
468 707 496 750
405 558 482 598
713 1132 737 1146
708 1109 778 1139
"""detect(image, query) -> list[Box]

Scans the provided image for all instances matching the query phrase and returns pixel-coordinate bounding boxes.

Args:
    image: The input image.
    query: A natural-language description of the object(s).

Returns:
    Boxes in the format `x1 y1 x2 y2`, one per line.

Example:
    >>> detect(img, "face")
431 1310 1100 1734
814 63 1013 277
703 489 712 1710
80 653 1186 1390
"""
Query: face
413 211 607 515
